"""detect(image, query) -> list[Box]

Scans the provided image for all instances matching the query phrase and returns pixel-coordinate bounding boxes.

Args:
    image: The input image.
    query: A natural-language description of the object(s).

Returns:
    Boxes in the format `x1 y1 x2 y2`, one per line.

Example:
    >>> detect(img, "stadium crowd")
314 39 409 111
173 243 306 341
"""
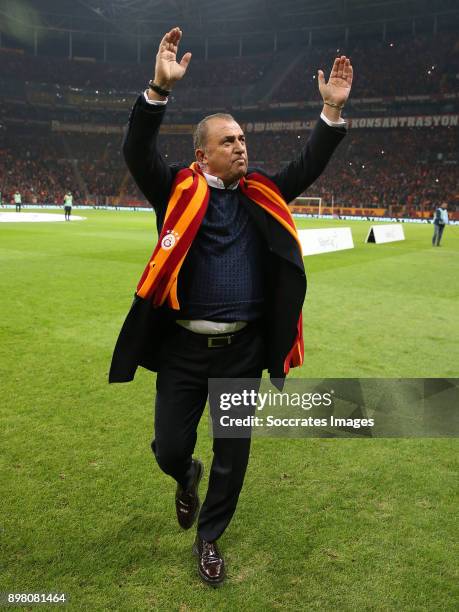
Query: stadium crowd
0 49 269 94
1 30 457 214
0 133 83 205
1 31 458 104
271 32 459 102
1 121 457 213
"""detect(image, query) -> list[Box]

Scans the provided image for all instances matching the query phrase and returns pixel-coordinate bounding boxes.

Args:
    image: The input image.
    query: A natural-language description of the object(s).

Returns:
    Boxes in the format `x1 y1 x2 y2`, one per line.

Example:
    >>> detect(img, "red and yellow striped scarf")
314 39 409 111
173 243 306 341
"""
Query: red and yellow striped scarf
136 162 303 373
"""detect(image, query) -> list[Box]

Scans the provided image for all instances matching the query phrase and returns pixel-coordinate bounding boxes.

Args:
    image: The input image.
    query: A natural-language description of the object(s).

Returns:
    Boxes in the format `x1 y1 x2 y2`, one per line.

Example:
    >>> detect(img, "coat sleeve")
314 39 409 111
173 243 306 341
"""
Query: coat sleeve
122 94 179 217
266 117 347 204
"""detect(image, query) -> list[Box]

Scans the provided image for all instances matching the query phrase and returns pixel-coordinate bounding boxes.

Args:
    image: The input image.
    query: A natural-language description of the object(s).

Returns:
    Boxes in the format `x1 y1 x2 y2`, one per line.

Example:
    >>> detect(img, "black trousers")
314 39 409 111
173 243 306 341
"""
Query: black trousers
152 321 264 541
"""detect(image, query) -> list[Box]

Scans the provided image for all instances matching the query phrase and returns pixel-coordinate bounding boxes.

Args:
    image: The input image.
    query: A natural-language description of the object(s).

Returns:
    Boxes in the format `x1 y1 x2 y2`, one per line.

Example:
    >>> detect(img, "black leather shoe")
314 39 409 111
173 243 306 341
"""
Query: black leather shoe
175 459 203 530
192 535 225 586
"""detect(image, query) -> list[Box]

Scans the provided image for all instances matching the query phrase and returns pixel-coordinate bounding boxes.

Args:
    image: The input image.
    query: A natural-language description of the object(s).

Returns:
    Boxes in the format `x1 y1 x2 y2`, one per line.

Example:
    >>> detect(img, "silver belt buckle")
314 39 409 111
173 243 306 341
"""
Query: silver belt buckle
208 335 232 348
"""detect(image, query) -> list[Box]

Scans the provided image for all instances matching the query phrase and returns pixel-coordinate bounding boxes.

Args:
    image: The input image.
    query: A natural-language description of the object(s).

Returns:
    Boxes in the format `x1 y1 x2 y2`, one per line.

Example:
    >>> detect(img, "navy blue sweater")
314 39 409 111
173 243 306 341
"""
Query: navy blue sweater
177 186 267 321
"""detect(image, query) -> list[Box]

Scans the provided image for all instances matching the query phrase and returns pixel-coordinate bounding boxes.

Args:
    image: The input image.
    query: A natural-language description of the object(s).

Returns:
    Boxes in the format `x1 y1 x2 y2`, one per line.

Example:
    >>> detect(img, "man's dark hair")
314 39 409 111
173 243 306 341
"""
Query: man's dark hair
193 113 236 151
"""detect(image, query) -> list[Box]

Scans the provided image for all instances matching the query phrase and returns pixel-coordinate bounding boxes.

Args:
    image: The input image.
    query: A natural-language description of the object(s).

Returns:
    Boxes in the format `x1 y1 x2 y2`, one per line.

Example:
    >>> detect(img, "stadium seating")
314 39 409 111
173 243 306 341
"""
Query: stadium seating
0 32 457 214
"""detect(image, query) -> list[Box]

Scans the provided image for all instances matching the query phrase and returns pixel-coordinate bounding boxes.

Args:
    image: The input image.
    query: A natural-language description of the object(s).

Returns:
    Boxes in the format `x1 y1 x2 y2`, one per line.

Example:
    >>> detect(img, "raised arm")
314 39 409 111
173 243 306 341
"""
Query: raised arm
268 55 353 202
122 27 192 212
318 55 353 122
147 27 192 101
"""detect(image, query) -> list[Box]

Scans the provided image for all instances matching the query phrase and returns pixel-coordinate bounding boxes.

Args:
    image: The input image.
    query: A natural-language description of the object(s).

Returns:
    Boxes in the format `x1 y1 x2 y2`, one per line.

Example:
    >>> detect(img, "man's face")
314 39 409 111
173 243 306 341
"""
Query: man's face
196 118 248 185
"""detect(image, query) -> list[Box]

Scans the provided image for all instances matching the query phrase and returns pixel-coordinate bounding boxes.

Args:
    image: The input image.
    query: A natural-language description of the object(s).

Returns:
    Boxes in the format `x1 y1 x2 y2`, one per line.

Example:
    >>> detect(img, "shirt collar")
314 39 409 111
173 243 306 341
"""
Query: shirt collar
202 171 239 191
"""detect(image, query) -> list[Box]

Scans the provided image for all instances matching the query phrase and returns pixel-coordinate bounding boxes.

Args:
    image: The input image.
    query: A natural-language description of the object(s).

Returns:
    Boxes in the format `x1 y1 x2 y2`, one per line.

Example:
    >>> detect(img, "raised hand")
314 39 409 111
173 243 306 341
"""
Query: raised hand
318 55 353 107
154 27 192 90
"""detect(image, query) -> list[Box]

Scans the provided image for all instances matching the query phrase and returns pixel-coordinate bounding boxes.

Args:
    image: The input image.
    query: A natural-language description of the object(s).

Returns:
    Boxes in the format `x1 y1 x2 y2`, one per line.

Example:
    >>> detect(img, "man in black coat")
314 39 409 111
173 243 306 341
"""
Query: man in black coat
110 27 352 585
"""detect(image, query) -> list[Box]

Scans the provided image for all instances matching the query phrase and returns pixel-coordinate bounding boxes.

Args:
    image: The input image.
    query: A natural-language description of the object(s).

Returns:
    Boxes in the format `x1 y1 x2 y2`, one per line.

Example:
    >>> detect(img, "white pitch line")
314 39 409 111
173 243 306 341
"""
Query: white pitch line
0 212 86 223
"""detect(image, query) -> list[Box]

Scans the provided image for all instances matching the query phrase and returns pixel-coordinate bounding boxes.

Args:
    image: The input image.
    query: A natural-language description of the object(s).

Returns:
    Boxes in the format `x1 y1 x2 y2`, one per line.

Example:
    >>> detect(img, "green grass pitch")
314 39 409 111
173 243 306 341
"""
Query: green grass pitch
1 210 457 611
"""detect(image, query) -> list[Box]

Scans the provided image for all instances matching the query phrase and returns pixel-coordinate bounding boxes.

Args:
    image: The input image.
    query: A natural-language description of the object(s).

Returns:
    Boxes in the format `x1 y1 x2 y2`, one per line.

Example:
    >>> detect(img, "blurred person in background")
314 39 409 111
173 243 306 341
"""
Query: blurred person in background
64 191 73 221
14 189 21 212
432 201 449 246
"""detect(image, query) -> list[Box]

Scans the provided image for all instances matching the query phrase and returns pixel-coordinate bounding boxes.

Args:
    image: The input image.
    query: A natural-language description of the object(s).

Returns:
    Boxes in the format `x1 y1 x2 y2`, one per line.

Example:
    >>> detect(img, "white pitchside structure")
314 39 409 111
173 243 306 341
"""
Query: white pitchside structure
298 227 354 256
365 224 405 244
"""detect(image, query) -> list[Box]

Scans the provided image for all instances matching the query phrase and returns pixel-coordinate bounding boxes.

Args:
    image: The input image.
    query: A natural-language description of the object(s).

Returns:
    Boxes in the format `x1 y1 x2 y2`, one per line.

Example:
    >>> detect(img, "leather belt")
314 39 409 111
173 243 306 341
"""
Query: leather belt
207 335 233 348
175 321 254 348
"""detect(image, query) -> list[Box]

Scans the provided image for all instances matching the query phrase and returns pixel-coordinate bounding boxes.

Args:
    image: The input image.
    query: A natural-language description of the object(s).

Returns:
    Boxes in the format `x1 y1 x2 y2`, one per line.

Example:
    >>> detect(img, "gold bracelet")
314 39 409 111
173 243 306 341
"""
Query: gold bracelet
324 101 344 110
